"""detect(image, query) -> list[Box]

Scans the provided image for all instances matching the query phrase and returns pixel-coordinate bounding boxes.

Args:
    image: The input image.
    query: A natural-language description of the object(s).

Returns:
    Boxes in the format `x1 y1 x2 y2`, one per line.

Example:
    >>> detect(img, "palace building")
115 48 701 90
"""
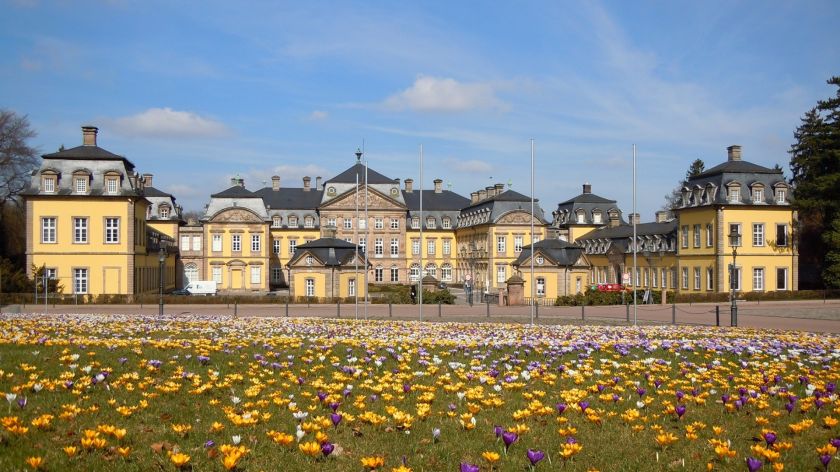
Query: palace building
24 126 797 301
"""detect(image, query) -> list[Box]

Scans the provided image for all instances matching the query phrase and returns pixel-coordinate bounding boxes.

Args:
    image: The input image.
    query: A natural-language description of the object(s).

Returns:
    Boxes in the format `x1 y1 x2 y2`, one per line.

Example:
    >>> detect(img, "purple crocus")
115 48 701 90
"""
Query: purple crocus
578 400 590 412
330 412 342 427
459 463 480 472
820 454 832 469
403 383 412 394
502 431 518 450
746 457 762 472
321 442 334 457
556 403 567 414
316 391 327 402
494 425 504 438
204 440 216 449
762 432 777 447
637 387 647 397
16 396 26 409
830 437 840 449
675 404 686 419
527 449 545 466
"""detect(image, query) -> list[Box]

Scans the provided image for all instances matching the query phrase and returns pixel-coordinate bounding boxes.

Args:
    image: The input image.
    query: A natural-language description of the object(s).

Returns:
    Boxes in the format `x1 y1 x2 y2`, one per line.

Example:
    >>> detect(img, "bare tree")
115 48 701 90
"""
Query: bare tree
0 110 39 210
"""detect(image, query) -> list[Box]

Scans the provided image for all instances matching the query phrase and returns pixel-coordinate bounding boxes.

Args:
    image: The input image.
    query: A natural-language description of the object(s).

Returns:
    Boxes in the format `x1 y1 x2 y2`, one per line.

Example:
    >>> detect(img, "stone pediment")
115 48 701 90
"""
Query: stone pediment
496 211 541 225
320 187 406 211
210 208 264 224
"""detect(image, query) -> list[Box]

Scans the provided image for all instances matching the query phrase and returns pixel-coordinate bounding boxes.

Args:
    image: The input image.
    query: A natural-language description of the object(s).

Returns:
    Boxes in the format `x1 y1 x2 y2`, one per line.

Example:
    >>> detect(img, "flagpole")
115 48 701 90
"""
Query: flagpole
632 144 638 326
355 167 359 320
530 139 535 326
364 157 369 321
419 144 423 322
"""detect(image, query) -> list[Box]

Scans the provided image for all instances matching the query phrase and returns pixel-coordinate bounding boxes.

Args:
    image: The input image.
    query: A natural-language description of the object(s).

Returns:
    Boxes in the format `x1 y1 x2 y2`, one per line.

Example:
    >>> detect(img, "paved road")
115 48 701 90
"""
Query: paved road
4 299 840 333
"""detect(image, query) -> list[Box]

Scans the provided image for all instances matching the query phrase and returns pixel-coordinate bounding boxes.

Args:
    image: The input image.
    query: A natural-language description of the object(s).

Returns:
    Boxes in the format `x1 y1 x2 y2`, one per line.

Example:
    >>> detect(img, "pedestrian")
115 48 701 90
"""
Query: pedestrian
410 285 417 304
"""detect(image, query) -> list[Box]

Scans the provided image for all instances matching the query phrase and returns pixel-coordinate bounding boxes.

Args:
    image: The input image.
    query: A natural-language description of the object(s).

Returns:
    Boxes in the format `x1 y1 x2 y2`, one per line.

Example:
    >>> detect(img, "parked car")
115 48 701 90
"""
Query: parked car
438 282 447 290
170 288 190 296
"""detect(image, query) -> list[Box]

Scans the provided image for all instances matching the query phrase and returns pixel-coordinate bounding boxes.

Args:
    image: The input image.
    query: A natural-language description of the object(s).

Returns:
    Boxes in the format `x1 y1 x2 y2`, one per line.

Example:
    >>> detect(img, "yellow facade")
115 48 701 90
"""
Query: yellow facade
406 228 457 284
203 208 271 292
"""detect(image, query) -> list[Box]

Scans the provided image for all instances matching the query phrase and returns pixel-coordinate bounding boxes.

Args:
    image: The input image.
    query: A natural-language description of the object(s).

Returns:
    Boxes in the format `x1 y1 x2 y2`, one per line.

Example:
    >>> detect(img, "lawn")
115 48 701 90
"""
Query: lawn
0 314 838 471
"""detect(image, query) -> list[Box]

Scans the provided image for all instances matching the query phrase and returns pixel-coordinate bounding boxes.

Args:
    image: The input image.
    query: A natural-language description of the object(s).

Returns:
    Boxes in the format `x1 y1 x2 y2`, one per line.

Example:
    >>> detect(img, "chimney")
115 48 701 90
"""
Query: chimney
303 176 311 192
486 186 495 198
271 175 280 191
471 192 479 204
655 210 670 223
727 145 742 162
434 179 443 193
608 211 620 228
583 182 592 194
404 178 414 193
395 178 400 189
495 183 505 194
629 213 640 225
81 126 98 146
143 173 153 188
230 177 238 187
478 189 487 200
315 176 322 191
324 225 337 239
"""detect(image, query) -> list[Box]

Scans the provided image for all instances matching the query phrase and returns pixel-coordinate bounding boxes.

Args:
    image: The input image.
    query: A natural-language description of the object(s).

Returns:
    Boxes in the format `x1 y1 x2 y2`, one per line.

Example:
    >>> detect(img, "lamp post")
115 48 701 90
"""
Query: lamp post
728 229 739 327
158 247 166 317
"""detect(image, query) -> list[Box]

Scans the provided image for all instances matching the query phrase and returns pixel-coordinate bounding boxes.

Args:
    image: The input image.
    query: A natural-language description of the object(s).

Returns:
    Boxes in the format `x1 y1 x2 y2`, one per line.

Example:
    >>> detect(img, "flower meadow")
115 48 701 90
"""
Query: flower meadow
0 314 839 471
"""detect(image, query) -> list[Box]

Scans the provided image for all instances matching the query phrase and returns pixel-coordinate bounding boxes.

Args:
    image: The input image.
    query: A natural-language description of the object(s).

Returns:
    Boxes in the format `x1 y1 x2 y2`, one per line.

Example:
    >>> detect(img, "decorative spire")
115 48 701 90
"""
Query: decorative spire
355 148 363 163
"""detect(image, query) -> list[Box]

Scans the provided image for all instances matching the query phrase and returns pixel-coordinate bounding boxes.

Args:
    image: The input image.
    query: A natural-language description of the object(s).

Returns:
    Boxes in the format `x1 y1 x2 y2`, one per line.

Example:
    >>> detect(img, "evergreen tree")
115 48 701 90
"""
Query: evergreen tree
789 76 840 288
662 159 705 210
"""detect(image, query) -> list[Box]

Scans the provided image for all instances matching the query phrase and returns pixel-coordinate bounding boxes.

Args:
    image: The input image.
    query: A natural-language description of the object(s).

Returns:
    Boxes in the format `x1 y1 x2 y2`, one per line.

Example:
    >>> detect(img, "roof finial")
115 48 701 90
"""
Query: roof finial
355 148 363 163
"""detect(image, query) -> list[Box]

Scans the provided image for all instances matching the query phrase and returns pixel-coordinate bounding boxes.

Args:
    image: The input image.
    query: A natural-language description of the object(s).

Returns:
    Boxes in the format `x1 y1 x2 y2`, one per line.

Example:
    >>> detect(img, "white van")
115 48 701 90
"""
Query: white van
184 280 217 296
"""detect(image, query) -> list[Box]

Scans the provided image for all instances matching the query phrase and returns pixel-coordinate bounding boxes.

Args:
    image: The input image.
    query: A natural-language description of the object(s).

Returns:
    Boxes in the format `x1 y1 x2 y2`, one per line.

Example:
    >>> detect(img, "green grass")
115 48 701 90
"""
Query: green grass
0 314 838 471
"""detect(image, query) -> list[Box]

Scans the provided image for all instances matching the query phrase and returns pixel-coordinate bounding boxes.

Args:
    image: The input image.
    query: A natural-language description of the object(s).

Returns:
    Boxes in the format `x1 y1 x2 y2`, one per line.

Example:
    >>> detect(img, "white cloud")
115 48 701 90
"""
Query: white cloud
307 110 329 121
110 108 229 139
384 76 505 112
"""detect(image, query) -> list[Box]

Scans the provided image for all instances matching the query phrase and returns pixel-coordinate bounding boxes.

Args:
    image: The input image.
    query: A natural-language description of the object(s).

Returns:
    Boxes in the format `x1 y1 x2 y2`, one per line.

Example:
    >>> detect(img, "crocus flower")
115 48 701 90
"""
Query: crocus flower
820 454 832 468
17 396 27 409
578 400 590 412
675 404 686 419
330 412 342 427
763 432 777 446
746 457 763 472
494 425 504 438
502 431 518 450
460 463 480 472
432 428 441 442
527 449 545 466
556 403 567 414
321 442 334 457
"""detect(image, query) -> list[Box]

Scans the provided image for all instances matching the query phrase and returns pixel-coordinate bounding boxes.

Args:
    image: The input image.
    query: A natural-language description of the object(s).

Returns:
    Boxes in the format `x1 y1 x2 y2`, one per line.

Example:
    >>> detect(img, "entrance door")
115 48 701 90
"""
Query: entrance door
231 269 243 289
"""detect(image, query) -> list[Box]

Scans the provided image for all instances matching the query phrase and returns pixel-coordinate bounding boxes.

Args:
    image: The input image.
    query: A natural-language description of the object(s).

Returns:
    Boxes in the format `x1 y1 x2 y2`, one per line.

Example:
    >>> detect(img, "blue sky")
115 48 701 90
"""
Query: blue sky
2 1 838 218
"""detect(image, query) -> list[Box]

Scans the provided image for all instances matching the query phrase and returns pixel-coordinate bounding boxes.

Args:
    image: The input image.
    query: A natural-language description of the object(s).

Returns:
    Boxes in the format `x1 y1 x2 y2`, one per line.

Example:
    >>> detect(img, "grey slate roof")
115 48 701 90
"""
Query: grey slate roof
288 238 365 267
403 190 470 211
512 239 586 267
553 188 625 226
458 189 548 228
255 187 325 209
679 158 788 207
42 145 137 171
326 164 397 184
576 221 678 255
211 186 257 198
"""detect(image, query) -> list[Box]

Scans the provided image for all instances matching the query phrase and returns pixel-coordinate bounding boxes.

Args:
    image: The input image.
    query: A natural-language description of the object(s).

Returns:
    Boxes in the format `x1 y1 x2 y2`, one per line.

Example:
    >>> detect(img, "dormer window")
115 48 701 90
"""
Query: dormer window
752 186 764 203
576 210 585 224
42 176 56 193
775 188 786 204
304 216 314 228
74 176 88 194
412 217 420 229
442 217 451 229
106 177 118 194
159 205 170 218
728 186 741 203
426 217 436 229
272 216 282 228
592 211 602 224
289 215 298 227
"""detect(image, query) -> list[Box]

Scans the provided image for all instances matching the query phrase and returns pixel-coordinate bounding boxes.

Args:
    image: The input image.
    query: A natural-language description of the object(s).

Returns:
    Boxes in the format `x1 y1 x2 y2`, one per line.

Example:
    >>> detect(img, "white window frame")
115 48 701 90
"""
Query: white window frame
374 238 383 256
441 264 452 282
752 223 764 247
681 267 689 289
106 177 118 194
374 266 383 282
181 235 190 251
251 234 261 252
776 189 786 204
514 236 523 253
412 239 420 255
390 238 399 257
442 217 451 229
729 223 742 247
212 234 223 252
159 206 170 218
250 266 261 284
751 267 764 291
41 217 56 243
496 265 506 283
390 218 399 229
232 234 241 252
374 218 383 229
289 240 297 256
776 267 788 290
74 177 87 194
536 277 545 297
693 267 701 290
358 237 365 253
730 266 741 291
327 217 336 228
304 216 314 228
706 267 714 291
427 240 435 255
706 224 713 247
390 266 399 282
344 218 352 230
105 218 120 244
289 216 298 227
74 217 88 244
191 236 201 251
305 278 315 297
359 218 367 230
497 236 506 253
729 186 741 203
661 268 668 289
73 268 88 294
681 226 689 248
212 267 223 284
426 217 436 229
43 176 55 193
442 239 451 255
411 217 420 229
273 239 281 255
272 216 282 228
693 224 701 248
425 264 437 278
752 188 764 203
348 278 356 296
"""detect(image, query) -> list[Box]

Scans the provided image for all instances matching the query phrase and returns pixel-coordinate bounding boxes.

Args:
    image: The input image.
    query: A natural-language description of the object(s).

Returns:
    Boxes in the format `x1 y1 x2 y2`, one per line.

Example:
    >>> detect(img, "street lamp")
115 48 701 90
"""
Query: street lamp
728 229 739 327
158 247 166 316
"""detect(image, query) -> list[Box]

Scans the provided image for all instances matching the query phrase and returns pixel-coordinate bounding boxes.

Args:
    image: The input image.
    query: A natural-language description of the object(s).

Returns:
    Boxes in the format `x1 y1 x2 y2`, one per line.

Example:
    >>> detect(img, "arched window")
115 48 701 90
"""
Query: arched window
409 263 421 281
441 263 452 281
184 263 198 285
425 263 437 278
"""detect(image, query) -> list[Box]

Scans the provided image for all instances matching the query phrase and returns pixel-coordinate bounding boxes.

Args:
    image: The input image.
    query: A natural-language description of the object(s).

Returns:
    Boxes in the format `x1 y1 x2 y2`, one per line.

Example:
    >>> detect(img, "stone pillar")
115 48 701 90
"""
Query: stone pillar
422 275 438 293
506 275 525 306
